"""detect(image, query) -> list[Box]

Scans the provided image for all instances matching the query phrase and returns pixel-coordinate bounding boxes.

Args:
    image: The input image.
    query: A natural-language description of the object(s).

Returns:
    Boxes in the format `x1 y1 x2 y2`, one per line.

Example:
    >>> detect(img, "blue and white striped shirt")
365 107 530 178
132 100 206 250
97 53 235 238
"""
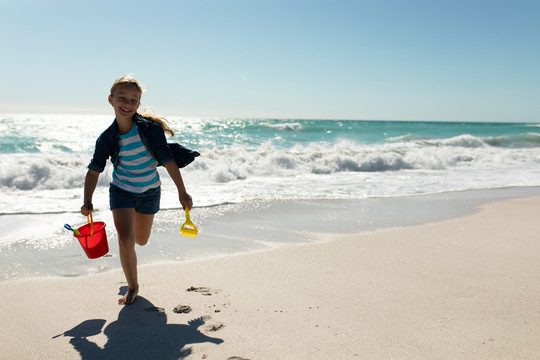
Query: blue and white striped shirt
111 124 161 193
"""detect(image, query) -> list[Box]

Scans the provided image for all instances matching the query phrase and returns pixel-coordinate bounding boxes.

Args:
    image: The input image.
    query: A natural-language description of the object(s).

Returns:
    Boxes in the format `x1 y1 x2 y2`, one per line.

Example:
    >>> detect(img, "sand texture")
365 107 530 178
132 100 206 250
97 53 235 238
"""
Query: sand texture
1 196 539 359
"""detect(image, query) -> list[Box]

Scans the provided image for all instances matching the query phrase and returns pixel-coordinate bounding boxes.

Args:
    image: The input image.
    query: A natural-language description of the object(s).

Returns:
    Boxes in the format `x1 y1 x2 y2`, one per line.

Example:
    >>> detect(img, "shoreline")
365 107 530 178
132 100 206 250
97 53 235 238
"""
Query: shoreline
2 186 540 282
1 194 540 359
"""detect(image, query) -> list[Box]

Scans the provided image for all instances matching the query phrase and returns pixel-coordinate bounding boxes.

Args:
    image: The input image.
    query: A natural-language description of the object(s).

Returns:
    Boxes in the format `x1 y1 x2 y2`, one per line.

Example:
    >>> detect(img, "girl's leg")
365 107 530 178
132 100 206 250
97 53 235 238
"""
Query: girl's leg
134 211 155 246
113 208 138 305
113 208 155 305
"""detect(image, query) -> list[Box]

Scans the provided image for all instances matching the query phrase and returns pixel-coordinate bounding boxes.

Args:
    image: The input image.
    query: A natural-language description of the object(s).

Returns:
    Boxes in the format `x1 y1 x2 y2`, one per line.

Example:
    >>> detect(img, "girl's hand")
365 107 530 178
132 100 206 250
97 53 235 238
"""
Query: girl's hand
180 193 193 211
81 202 93 216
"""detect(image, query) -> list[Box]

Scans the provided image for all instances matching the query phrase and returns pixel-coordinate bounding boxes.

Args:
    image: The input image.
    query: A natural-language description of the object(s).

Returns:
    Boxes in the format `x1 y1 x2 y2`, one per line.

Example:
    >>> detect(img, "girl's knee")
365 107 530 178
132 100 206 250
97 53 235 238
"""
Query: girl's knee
118 233 135 249
136 236 149 246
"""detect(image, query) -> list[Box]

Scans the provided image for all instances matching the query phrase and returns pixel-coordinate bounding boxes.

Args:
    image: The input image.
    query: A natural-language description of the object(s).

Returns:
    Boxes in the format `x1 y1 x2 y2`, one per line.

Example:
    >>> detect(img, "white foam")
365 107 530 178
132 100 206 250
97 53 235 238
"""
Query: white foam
263 122 303 131
3 138 538 213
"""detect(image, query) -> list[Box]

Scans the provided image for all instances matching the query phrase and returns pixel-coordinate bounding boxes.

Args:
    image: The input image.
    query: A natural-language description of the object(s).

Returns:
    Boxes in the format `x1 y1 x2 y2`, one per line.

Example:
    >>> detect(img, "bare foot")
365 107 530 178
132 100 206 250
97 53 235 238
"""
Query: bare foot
119 286 139 305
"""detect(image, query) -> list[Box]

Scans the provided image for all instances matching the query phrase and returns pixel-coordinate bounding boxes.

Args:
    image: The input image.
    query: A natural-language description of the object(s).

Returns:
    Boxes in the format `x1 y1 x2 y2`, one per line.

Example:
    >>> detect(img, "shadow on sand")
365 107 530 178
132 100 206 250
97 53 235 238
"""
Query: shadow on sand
55 291 223 359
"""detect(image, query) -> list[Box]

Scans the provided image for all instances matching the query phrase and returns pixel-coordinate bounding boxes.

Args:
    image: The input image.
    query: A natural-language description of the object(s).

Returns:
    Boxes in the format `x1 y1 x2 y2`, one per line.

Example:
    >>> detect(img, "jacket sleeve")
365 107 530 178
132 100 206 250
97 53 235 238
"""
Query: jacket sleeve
168 143 200 168
87 133 110 173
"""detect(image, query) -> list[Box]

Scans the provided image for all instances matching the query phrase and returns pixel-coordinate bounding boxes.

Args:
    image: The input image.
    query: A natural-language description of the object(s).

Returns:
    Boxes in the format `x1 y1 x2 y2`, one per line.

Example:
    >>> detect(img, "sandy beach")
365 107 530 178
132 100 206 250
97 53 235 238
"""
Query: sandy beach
1 195 539 360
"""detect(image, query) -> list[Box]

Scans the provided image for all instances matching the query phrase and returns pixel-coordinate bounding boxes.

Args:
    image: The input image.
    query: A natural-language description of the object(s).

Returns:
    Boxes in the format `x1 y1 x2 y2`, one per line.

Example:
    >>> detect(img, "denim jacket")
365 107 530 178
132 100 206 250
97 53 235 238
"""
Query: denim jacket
88 114 176 173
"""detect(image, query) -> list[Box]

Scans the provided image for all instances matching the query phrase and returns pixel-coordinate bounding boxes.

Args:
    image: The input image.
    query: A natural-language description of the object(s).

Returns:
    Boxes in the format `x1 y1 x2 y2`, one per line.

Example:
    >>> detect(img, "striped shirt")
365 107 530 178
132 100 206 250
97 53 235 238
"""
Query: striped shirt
111 124 161 193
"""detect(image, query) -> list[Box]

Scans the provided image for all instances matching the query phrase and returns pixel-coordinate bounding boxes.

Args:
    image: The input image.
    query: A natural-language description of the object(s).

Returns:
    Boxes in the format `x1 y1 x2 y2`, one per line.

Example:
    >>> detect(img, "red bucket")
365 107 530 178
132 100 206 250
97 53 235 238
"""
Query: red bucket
74 214 109 259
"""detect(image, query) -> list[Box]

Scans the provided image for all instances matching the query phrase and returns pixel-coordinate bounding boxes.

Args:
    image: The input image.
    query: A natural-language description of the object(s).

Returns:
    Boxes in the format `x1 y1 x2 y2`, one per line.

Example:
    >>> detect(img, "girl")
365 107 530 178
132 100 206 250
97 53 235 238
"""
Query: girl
81 76 193 305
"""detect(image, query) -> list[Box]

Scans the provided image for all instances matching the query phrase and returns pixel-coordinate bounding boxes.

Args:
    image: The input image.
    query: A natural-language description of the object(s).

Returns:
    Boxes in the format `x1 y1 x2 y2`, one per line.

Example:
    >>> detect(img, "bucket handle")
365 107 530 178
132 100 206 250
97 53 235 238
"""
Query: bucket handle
87 211 94 237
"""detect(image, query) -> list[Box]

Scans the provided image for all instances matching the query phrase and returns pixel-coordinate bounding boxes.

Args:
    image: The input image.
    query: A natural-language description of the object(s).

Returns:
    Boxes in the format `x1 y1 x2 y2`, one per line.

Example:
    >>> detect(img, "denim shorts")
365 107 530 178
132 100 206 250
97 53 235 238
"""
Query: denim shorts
109 185 161 215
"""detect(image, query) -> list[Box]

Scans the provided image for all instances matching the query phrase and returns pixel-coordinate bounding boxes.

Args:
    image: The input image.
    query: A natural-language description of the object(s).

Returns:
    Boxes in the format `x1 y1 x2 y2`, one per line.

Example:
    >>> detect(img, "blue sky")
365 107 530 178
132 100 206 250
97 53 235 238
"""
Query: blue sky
1 0 539 122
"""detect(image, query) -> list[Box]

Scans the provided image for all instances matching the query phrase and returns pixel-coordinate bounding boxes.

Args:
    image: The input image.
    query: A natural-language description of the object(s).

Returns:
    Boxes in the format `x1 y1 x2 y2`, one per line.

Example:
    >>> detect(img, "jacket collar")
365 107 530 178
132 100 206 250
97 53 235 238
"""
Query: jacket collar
112 113 149 134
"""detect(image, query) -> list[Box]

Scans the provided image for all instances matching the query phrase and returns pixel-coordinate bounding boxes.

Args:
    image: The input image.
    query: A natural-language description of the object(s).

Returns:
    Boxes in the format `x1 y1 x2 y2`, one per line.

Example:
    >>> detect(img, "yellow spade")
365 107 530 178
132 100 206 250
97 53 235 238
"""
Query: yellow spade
180 208 198 238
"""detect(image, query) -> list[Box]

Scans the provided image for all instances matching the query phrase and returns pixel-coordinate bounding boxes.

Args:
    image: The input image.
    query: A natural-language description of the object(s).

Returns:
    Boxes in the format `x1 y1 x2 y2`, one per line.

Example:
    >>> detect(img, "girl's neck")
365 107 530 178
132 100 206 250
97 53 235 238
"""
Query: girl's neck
116 116 134 135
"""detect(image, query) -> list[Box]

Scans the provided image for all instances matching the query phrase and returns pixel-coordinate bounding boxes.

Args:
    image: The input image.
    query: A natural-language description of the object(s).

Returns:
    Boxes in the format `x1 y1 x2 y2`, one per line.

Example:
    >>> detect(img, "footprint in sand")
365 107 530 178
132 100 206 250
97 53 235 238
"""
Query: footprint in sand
173 305 192 314
203 321 224 332
186 286 220 296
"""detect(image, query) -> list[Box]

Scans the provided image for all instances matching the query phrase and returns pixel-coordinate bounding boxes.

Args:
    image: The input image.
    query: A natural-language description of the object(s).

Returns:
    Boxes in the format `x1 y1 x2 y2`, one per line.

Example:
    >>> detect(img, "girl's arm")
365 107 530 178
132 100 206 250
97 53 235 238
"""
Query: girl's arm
81 170 100 215
164 161 193 210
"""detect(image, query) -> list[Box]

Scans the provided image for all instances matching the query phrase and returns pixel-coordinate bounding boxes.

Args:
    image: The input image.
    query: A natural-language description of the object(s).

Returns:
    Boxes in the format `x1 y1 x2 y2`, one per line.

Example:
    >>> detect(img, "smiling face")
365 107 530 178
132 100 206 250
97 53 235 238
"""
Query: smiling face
108 83 141 121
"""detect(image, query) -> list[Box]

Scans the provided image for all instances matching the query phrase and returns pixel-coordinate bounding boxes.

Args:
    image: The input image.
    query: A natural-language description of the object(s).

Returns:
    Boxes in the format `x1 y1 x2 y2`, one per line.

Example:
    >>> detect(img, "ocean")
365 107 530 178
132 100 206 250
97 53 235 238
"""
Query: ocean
1 114 540 280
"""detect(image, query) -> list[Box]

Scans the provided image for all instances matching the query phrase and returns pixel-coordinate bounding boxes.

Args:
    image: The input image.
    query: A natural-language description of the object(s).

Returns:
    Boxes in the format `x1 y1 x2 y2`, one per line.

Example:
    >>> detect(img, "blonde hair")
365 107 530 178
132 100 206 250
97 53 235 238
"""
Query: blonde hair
110 75 175 137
